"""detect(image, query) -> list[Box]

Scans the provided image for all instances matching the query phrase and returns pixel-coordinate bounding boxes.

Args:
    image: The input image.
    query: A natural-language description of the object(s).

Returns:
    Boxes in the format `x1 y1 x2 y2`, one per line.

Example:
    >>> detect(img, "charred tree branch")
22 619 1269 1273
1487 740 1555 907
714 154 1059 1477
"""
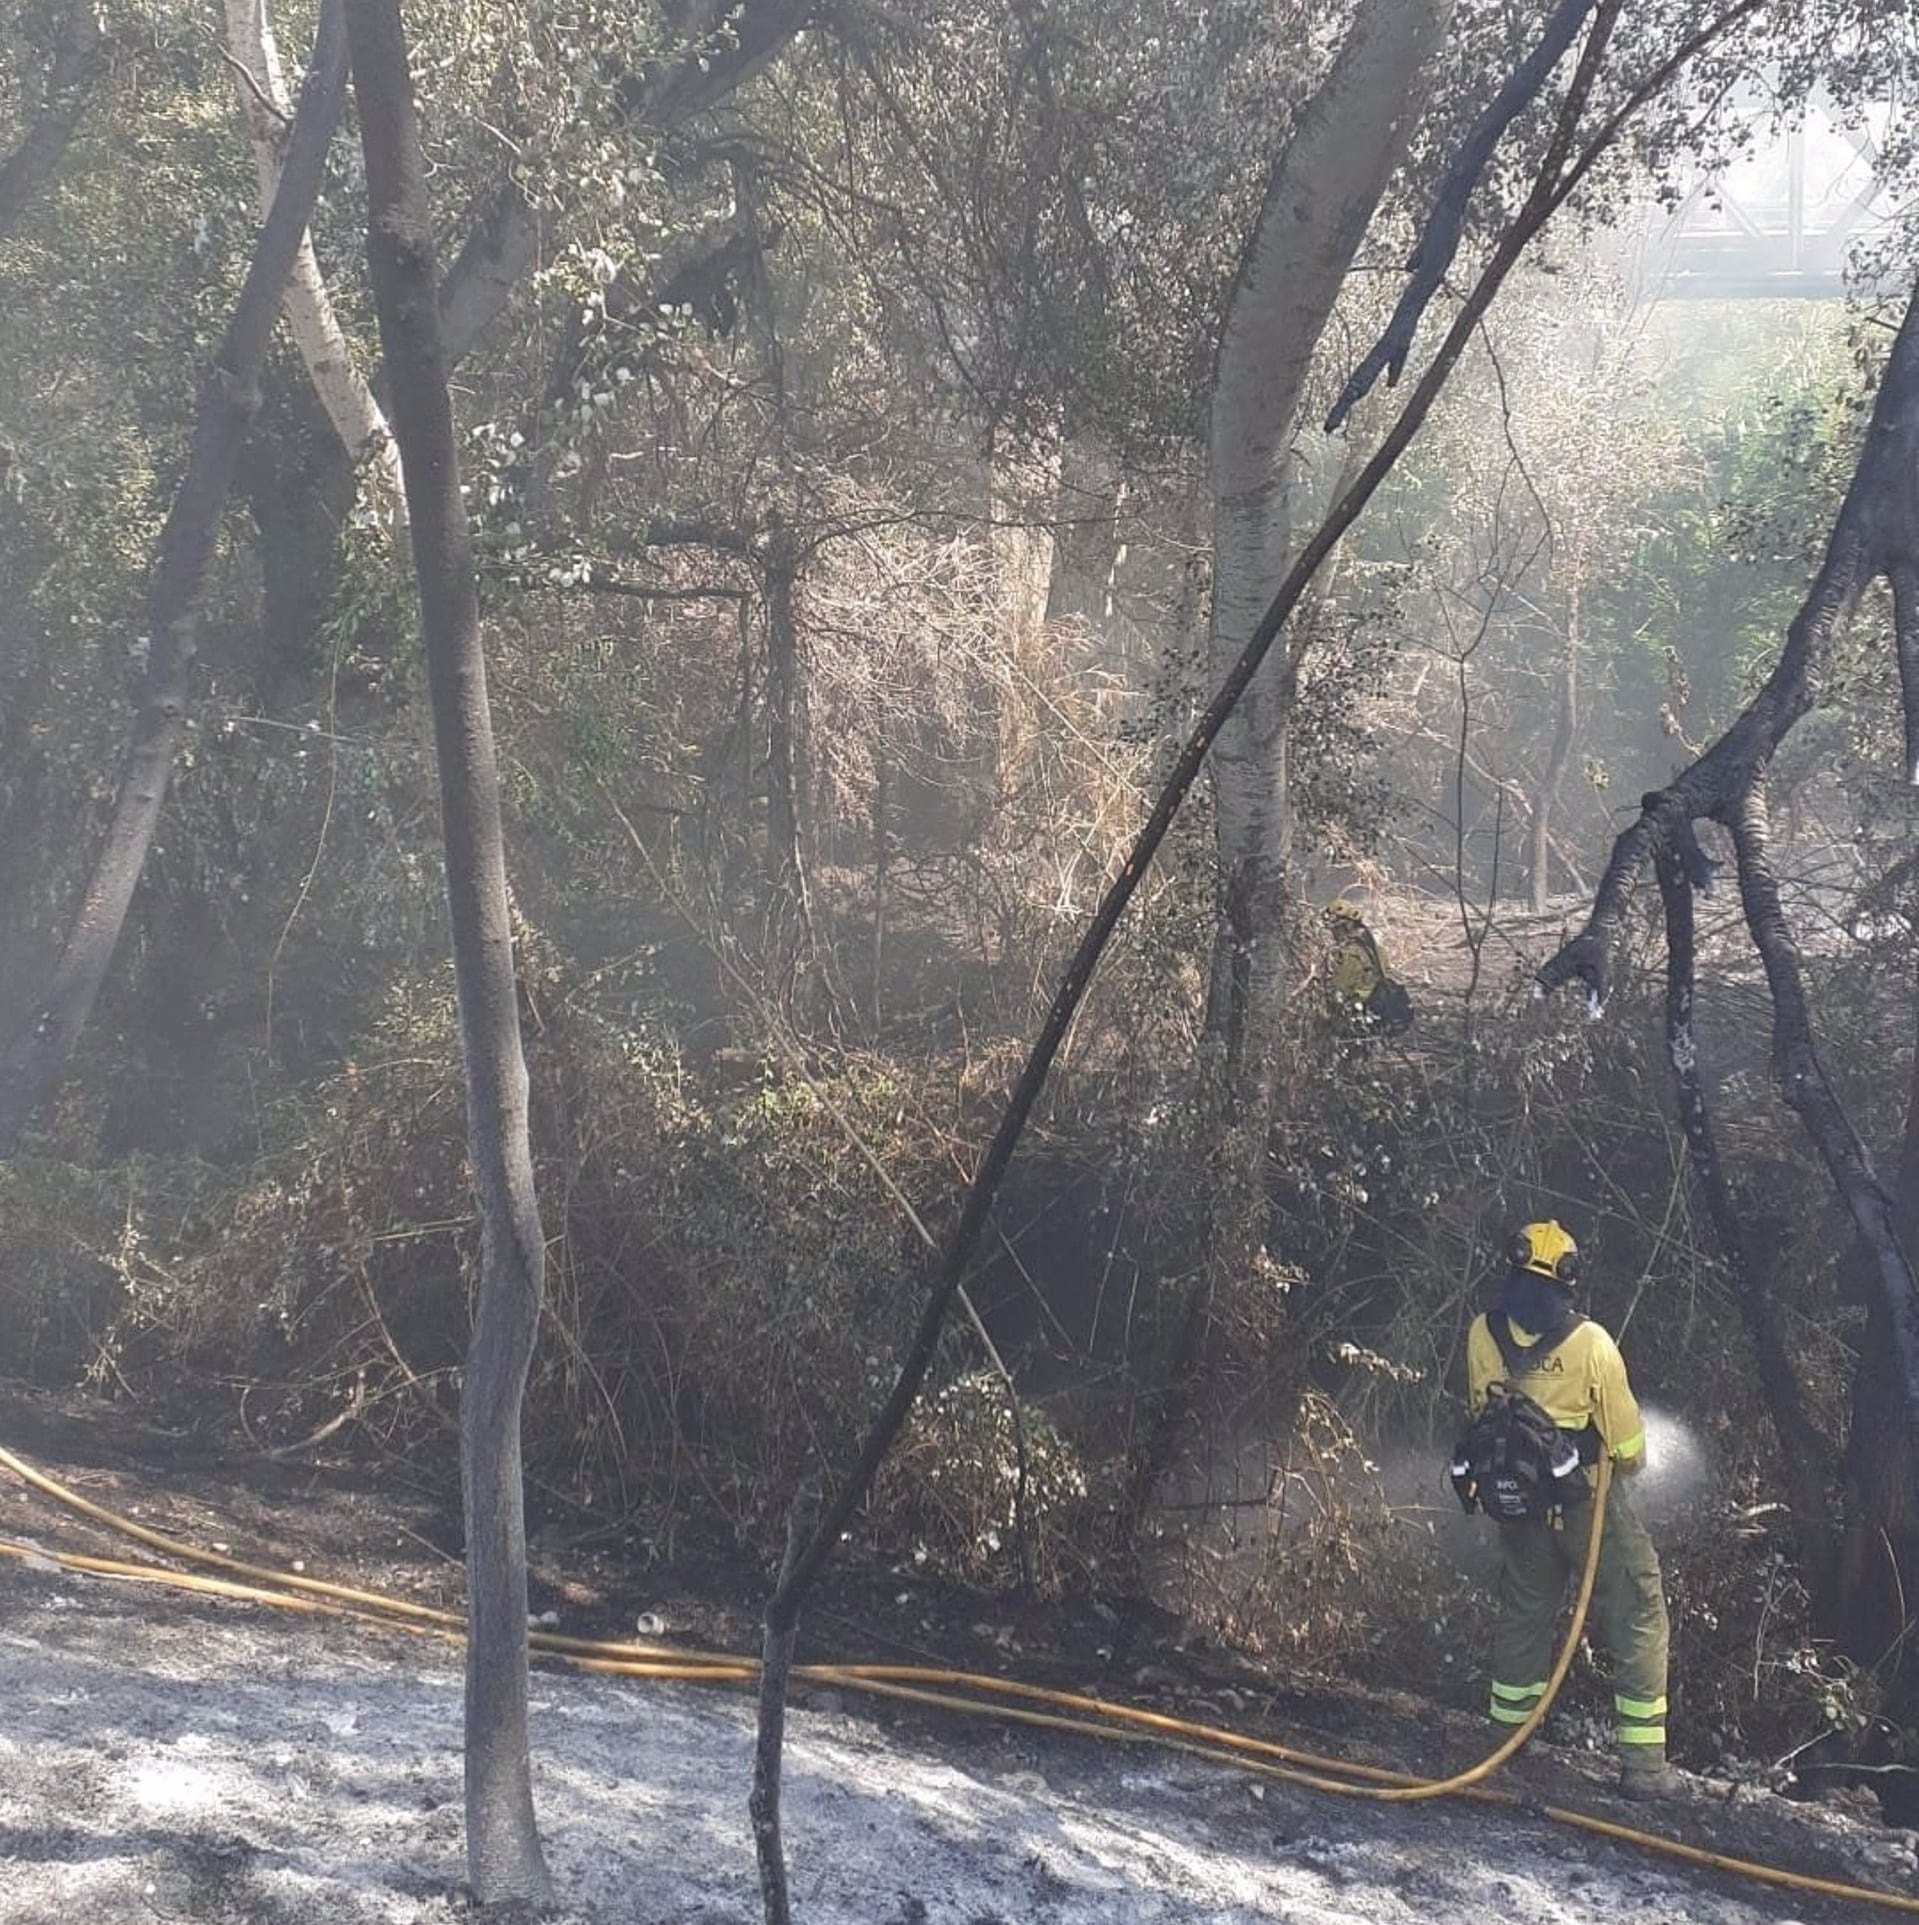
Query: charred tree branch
1725 783 1919 1410
1326 0 1601 430
1655 844 1834 1573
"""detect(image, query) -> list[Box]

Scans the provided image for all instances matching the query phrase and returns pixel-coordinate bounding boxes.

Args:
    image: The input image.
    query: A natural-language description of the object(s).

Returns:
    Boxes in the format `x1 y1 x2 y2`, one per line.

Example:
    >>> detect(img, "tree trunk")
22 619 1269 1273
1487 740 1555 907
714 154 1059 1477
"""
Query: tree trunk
765 534 802 889
1045 428 1122 632
1656 846 1834 1578
761 529 823 1020
1204 0 1450 1064
1182 0 1452 1490
870 745 889 1034
0 0 348 1156
345 0 551 1904
224 0 406 518
0 0 103 240
750 1476 820 1925
1837 947 1919 1715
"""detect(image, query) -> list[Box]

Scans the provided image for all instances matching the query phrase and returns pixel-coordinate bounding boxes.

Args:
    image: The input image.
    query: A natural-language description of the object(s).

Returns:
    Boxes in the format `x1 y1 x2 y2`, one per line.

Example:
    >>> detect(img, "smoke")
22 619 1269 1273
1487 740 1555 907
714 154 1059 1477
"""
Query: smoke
1377 1404 1709 1561
1630 1404 1710 1523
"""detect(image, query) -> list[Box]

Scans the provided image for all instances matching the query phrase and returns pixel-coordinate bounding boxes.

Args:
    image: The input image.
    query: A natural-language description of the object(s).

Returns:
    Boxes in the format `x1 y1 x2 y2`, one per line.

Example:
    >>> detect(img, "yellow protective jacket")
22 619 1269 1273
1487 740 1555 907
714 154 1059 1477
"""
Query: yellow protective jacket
1330 930 1388 1004
1465 1311 1647 1475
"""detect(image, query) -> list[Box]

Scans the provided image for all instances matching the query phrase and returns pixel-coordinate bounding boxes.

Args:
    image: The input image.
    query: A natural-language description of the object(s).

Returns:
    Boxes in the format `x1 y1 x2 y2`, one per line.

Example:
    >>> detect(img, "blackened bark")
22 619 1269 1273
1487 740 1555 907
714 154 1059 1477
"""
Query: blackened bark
0 0 347 1155
1894 561 1919 783
1842 973 1919 1700
345 0 550 1904
1654 845 1833 1576
0 0 105 240
751 1476 819 1925
1325 0 1602 429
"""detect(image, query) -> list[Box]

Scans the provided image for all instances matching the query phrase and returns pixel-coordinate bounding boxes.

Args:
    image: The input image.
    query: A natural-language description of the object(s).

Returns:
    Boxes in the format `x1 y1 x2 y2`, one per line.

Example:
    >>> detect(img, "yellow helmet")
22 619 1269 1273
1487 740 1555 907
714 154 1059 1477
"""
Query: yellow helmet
1511 1220 1579 1284
1324 898 1365 925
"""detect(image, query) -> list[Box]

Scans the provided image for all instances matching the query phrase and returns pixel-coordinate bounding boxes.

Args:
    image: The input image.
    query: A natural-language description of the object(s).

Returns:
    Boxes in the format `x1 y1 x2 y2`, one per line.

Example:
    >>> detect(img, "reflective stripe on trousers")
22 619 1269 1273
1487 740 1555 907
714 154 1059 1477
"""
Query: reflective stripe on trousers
1615 1690 1668 1745
1486 1479 1670 1754
1488 1678 1547 1726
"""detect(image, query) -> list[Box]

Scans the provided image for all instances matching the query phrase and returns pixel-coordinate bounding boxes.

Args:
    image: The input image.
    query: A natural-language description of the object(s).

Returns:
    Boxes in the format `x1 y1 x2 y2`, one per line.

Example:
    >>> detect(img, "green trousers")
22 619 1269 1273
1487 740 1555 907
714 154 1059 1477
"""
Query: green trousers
1487 1480 1670 1755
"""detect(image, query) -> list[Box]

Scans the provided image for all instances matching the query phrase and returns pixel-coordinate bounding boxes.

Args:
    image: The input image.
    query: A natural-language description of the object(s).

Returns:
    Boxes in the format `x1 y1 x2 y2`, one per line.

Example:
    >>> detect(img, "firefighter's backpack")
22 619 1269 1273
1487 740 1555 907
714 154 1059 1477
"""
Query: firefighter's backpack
1450 1315 1590 1523
1364 976 1414 1036
1339 924 1414 1036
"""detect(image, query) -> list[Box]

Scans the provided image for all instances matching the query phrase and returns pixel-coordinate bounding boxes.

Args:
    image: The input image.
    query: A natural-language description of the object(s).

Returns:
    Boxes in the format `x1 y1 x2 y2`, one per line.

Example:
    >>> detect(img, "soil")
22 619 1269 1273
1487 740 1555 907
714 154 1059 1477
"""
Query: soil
2 1376 1915 1924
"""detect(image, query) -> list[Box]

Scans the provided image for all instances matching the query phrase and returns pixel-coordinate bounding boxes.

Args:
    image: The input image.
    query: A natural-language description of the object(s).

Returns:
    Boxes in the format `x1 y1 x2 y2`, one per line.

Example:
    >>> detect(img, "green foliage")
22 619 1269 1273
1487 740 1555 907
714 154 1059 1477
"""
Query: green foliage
0 1141 251 1402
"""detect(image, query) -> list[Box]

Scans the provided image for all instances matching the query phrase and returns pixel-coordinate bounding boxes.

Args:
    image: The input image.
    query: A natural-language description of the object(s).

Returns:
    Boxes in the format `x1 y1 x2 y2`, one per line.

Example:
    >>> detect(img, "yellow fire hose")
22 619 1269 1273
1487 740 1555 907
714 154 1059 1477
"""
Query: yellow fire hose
3 1443 1916 1913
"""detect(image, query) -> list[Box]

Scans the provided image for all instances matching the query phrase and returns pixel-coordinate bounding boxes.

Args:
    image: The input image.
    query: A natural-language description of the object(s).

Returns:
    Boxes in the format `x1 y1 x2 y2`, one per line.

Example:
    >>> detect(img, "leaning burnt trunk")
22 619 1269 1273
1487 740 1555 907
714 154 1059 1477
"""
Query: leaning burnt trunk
0 0 348 1155
1836 951 1919 1738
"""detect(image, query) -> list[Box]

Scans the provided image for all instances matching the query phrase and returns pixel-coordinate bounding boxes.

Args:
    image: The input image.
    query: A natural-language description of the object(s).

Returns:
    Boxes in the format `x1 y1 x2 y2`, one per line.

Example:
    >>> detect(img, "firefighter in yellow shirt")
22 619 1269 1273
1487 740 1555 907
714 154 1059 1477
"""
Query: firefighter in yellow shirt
1324 900 1412 1036
1459 1220 1679 1800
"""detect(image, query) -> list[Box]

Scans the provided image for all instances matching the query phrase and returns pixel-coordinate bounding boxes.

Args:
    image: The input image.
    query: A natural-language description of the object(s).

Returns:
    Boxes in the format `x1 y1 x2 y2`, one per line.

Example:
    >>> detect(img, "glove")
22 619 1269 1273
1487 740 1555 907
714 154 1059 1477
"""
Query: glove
1449 1448 1477 1514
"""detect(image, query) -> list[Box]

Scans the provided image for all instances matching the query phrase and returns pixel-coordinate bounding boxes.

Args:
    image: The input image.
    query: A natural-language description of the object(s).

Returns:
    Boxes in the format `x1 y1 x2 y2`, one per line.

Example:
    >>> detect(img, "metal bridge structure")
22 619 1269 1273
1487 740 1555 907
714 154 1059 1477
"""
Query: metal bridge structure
1632 94 1900 302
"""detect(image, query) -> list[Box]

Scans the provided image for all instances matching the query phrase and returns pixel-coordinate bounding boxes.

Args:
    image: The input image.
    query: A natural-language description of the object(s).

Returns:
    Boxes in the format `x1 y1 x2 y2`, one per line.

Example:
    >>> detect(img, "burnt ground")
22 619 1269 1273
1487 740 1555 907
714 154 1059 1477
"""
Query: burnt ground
2 1375 1917 1923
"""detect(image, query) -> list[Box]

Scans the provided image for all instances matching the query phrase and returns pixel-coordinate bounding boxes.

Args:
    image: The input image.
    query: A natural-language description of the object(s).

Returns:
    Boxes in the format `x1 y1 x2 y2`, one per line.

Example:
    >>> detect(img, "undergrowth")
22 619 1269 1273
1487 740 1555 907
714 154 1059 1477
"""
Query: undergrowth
0 921 1899 1782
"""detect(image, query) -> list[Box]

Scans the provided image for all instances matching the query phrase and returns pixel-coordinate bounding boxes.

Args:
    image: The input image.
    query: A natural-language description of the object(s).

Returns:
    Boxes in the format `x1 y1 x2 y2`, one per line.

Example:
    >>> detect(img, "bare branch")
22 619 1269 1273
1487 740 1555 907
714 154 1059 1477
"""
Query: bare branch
1325 0 1601 431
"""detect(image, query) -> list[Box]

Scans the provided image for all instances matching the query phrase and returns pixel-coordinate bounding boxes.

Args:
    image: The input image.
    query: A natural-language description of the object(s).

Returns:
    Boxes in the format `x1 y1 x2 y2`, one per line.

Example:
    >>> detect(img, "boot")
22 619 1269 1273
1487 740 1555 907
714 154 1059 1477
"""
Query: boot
1616 1749 1684 1802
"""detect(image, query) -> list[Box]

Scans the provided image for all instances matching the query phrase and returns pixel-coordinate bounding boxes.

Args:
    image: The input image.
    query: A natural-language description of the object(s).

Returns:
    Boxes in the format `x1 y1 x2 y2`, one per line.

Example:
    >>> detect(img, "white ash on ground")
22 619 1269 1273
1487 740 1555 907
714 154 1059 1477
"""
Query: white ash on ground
1 1562 1909 1925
